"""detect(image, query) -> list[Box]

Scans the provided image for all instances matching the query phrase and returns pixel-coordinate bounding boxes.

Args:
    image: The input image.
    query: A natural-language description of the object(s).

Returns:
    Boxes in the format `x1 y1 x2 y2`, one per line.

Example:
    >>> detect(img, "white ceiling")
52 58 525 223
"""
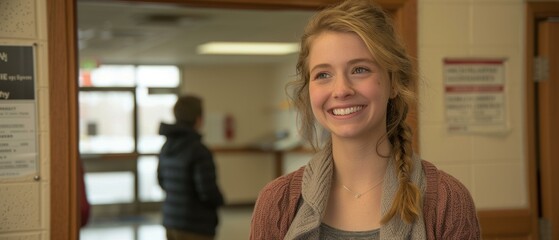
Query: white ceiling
77 1 316 66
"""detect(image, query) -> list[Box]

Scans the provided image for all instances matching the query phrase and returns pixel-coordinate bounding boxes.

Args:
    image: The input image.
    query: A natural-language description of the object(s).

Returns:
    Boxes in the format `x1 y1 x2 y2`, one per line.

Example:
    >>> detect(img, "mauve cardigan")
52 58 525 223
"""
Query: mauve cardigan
250 160 481 239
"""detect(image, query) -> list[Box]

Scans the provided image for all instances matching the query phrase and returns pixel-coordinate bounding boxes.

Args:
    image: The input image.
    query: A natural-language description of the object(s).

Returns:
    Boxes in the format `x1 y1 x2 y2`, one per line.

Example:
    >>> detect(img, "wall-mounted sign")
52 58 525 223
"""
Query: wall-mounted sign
0 45 38 180
443 58 508 134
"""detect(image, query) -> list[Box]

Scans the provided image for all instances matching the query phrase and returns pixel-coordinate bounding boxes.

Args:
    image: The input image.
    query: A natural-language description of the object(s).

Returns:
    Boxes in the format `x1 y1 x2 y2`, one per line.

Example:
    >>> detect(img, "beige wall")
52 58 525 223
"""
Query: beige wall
0 0 51 239
183 64 278 146
418 0 527 209
214 153 275 204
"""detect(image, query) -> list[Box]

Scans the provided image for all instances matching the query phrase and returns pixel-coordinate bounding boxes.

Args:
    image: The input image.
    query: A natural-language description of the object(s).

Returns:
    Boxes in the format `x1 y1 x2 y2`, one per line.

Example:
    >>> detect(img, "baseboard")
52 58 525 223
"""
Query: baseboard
478 209 534 240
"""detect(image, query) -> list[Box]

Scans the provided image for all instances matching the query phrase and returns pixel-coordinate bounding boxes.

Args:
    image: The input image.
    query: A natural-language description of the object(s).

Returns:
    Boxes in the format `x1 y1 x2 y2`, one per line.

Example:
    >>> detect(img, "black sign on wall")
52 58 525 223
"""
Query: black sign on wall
0 45 35 100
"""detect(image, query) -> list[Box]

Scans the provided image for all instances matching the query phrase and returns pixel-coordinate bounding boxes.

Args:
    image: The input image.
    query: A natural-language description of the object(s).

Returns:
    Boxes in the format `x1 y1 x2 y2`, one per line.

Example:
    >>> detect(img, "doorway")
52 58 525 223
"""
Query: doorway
526 3 559 240
76 3 315 239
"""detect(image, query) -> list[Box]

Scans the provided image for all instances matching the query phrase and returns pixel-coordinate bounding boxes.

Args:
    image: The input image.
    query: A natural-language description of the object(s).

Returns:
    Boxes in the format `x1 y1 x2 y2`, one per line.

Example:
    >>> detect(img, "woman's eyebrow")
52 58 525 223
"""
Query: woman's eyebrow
310 63 331 73
310 58 377 73
347 58 377 65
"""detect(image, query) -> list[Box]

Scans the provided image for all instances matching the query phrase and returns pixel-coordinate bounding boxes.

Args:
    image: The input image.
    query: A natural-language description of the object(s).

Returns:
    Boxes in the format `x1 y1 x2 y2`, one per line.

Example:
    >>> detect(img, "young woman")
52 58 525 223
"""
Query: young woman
250 0 480 239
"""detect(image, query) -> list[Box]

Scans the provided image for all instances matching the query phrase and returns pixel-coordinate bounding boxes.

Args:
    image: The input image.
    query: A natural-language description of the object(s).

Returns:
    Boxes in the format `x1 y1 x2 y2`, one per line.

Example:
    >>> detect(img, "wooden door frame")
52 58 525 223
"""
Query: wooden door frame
47 0 79 239
47 0 417 239
525 2 559 240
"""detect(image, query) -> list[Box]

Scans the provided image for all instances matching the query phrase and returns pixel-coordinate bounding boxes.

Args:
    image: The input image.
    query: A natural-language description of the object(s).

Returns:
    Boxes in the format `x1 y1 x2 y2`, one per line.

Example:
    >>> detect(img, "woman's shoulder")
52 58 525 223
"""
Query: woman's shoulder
421 160 474 201
250 167 305 239
258 166 305 200
421 160 481 239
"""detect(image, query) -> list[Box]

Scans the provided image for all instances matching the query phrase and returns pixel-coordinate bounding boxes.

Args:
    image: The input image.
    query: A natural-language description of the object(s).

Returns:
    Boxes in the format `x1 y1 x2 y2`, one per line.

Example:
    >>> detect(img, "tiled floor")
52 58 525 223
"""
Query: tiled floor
80 207 253 240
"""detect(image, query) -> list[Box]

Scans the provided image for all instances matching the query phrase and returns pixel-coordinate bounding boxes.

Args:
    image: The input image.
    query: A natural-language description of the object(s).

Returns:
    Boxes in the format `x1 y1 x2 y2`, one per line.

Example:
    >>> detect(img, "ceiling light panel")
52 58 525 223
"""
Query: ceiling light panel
197 42 299 55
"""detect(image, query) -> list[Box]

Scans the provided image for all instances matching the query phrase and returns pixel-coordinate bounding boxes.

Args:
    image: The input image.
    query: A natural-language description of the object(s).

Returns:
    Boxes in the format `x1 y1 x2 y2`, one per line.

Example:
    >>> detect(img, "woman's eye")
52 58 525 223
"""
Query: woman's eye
353 67 370 74
314 72 330 79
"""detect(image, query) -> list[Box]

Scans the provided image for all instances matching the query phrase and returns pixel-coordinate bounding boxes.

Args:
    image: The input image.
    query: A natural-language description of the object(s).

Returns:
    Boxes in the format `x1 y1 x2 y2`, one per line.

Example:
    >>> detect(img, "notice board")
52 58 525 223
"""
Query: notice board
0 45 38 180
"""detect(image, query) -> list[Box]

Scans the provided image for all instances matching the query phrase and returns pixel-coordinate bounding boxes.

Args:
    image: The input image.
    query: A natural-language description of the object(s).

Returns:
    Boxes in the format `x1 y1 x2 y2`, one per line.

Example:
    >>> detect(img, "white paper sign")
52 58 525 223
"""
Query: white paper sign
0 103 38 178
444 59 508 133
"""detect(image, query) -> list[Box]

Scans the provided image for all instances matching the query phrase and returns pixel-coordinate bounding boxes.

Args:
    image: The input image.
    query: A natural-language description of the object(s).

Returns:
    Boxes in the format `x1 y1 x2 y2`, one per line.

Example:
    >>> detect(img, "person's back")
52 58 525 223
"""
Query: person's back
158 95 224 240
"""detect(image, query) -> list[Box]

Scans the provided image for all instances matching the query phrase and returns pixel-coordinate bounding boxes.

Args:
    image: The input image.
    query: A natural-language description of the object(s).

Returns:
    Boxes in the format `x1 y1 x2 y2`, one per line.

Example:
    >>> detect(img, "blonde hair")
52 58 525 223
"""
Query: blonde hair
287 0 420 224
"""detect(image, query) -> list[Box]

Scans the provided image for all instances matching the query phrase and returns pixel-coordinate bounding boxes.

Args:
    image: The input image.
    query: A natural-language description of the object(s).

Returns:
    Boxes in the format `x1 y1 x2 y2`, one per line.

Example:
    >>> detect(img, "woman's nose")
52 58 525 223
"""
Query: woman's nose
332 75 355 99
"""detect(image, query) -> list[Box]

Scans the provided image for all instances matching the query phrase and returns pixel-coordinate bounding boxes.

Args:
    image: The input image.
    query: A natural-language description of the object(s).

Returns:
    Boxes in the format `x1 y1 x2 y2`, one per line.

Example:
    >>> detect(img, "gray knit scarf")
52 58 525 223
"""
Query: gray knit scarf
284 145 426 239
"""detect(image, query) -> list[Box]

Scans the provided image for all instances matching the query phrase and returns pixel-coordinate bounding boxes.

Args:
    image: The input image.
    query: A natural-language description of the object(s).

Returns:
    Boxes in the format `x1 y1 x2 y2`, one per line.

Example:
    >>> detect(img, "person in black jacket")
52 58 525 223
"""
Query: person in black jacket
158 95 224 240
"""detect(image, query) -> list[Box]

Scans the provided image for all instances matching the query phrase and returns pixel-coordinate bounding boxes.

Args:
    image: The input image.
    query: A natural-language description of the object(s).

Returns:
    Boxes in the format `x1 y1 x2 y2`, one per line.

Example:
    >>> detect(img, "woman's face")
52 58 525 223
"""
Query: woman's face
308 31 391 141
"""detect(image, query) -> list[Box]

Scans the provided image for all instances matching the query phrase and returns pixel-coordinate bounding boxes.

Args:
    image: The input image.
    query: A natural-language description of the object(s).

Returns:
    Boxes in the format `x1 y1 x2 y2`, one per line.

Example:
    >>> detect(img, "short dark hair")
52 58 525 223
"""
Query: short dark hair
173 95 202 127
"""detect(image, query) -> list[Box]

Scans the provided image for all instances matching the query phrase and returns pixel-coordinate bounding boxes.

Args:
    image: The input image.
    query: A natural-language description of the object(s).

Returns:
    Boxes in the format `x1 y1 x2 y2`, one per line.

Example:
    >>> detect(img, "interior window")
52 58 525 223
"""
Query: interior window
79 91 135 154
79 64 179 207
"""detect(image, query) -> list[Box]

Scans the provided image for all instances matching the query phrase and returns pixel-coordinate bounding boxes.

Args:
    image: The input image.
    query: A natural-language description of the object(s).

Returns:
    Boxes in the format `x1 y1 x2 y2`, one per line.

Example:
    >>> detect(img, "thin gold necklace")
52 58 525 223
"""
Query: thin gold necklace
341 179 384 199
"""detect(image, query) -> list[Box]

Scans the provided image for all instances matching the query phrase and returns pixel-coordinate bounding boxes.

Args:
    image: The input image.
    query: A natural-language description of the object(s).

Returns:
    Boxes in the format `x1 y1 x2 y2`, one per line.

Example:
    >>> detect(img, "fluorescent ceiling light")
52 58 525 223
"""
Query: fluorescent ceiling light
197 42 300 55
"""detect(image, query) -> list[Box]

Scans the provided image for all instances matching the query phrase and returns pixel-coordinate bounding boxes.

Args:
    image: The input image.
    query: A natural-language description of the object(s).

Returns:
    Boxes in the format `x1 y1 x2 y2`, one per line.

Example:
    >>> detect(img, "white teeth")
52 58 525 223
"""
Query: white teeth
332 106 363 116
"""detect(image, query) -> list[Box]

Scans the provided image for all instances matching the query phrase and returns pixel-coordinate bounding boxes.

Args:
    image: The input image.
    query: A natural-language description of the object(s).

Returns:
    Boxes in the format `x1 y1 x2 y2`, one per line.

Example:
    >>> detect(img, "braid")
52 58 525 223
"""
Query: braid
381 119 420 224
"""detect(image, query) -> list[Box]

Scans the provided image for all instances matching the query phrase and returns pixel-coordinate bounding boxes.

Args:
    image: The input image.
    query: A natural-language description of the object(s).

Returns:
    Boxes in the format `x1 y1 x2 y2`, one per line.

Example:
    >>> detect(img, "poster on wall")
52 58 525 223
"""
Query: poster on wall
0 45 38 180
443 58 509 134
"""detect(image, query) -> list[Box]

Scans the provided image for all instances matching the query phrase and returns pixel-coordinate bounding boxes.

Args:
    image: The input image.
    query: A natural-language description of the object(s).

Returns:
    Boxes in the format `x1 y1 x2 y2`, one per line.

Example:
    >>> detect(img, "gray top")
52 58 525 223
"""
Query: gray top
283 145 427 239
320 223 380 240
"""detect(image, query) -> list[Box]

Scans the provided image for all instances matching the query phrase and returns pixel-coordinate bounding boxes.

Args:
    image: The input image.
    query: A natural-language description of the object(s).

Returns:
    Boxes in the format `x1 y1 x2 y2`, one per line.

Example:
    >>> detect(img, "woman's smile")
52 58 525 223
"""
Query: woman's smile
330 105 366 116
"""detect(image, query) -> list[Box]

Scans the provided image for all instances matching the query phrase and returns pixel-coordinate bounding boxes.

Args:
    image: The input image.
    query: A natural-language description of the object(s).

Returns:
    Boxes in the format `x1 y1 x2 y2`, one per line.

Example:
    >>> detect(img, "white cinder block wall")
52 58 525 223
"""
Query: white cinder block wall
0 0 51 239
418 0 527 209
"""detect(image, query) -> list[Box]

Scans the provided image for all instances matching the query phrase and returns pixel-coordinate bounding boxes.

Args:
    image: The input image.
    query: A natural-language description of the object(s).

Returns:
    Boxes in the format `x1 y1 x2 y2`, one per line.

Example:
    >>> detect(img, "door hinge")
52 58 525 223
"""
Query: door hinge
539 218 553 240
534 56 549 82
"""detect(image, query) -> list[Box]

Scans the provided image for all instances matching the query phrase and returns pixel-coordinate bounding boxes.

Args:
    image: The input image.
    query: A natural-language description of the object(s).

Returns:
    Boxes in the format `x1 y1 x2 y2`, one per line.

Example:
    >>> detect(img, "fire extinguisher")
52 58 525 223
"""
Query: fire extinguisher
225 114 235 141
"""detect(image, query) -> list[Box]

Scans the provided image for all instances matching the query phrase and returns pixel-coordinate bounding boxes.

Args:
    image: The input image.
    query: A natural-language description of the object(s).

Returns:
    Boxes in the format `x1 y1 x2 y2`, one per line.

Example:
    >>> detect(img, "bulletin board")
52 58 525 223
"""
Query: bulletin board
0 45 39 180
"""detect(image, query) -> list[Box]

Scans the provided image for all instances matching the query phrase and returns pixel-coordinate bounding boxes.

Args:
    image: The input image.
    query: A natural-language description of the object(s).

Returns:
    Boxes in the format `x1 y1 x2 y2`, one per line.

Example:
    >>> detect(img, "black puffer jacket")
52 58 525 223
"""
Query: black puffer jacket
157 123 224 235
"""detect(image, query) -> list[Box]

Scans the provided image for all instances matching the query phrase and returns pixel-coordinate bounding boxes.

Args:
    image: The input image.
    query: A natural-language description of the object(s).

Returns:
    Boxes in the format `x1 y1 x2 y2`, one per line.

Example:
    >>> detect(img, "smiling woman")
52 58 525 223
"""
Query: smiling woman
44 0 418 240
250 0 479 239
